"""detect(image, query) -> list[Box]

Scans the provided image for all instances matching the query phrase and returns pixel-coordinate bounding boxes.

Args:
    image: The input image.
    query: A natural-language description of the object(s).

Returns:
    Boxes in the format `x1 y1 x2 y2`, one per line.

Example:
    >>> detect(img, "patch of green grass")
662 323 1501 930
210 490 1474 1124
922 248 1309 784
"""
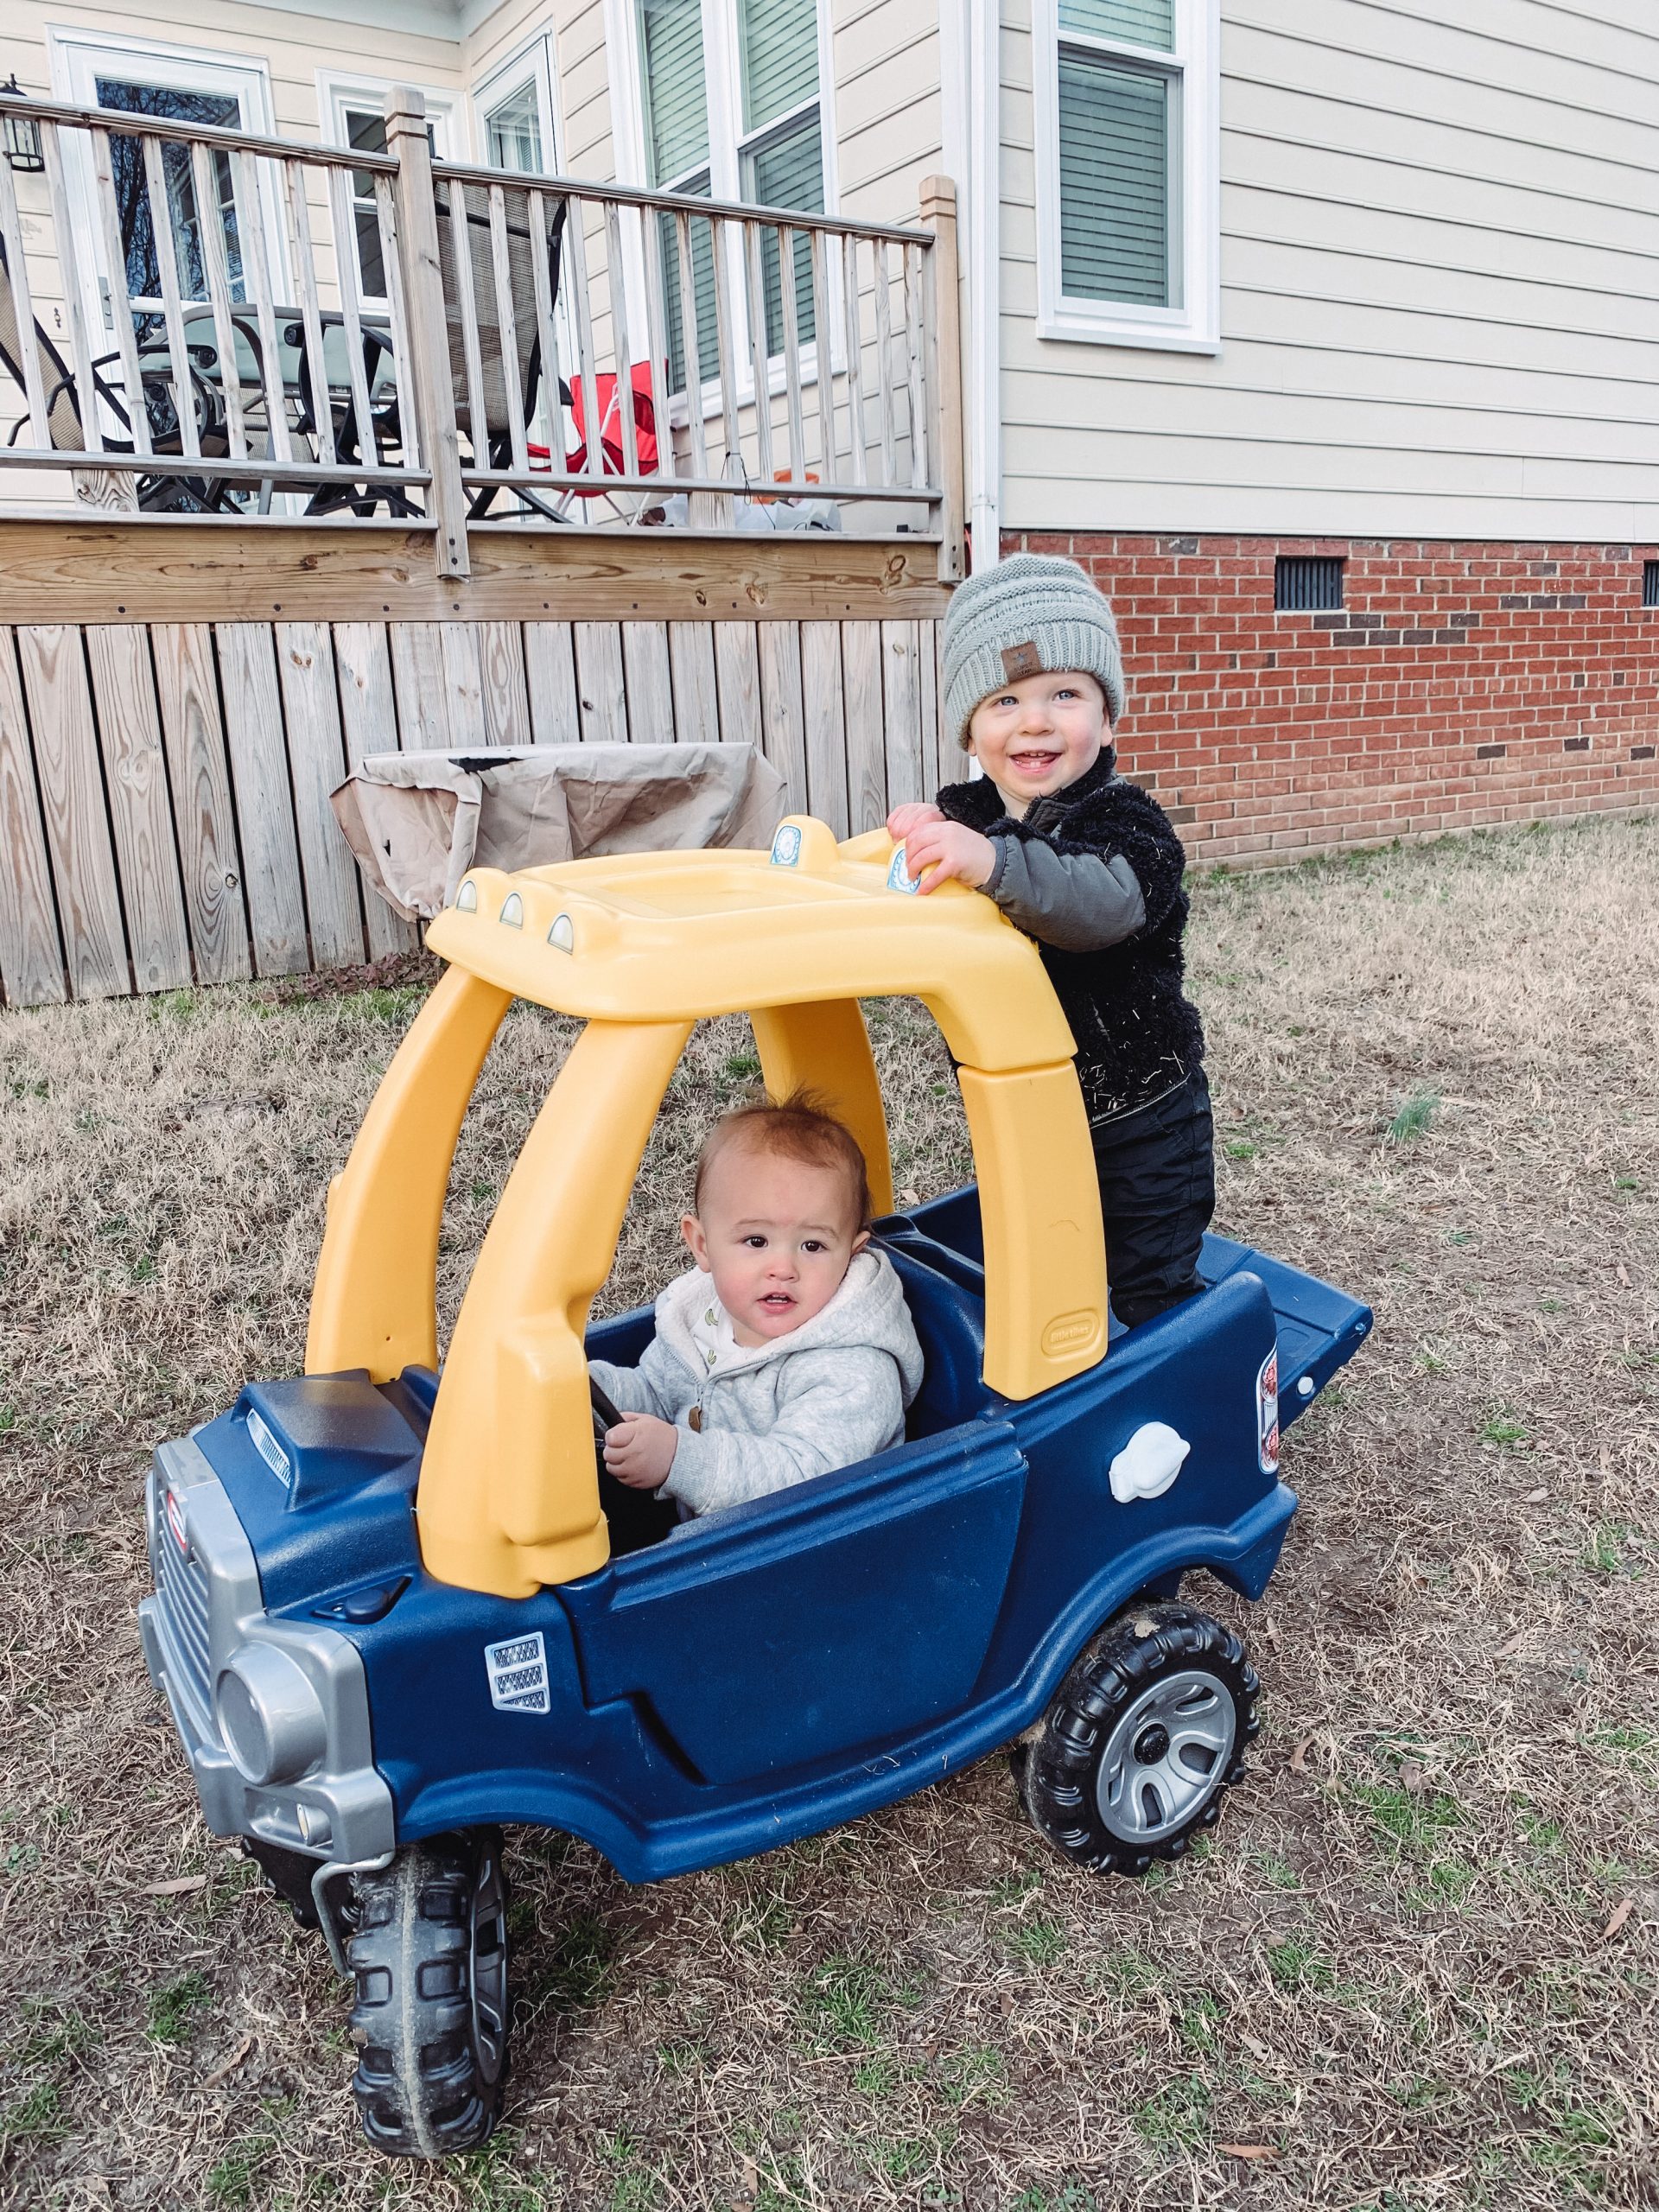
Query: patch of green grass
1224 1139 1257 1160
1264 1936 1335 1993
1177 1993 1225 2052
1387 1089 1440 1143
1584 1520 1638 1576
0 2079 65 2151
867 2133 939 2183
1003 1912 1065 1967
533 1913 617 2012
1010 2185 1098 2212
1353 1781 1464 1857
147 1969 212 2045
722 1052 762 1081
1582 1722 1659 1776
1131 2070 1211 2152
1090 1946 1164 1997
207 2134 278 2208
654 2037 708 2078
732 1895 793 1952
851 2052 899 2096
1253 1850 1301 1890
799 1950 902 2048
1479 1407 1529 1449
935 2044 1008 2107
598 2131 664 2212
147 988 202 1022
13 2003 98 2068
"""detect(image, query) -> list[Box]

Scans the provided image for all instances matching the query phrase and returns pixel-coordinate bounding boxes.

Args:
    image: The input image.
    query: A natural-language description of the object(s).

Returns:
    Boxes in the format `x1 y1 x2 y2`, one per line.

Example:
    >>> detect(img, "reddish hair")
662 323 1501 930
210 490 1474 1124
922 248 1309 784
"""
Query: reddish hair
694 1087 874 1231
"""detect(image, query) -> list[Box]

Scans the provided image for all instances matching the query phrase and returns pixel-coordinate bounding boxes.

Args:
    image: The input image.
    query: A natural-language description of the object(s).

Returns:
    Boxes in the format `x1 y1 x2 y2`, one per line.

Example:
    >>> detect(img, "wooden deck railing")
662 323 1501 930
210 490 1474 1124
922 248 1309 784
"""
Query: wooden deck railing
0 86 963 580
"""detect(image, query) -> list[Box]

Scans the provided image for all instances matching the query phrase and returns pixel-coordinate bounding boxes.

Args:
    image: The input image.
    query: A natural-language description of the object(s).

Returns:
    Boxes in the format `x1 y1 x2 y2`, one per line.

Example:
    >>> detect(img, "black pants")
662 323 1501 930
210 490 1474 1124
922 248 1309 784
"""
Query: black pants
1090 1071 1216 1329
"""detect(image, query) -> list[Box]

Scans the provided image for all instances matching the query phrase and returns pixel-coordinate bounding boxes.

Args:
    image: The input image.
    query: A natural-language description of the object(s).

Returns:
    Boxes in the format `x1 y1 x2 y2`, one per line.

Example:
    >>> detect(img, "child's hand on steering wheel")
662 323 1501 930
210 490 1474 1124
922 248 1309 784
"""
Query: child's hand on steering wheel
897 817 997 895
603 1413 679 1489
886 801 944 840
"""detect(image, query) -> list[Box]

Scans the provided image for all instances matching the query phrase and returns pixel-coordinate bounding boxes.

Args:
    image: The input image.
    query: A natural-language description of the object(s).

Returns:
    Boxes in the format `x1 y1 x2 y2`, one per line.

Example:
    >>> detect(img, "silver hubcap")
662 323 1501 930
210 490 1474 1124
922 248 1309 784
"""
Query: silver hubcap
1095 1668 1236 1843
469 1844 509 2085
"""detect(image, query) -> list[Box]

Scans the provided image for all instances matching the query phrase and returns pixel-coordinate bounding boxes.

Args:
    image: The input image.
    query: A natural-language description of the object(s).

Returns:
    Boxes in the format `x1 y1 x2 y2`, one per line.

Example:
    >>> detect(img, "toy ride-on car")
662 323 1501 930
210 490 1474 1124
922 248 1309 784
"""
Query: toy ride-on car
139 816 1370 2158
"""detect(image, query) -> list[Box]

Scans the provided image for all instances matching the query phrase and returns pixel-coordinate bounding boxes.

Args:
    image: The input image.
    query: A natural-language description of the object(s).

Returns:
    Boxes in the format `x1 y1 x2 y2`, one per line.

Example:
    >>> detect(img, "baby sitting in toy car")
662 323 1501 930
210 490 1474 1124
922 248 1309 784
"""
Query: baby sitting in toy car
591 1092 924 1521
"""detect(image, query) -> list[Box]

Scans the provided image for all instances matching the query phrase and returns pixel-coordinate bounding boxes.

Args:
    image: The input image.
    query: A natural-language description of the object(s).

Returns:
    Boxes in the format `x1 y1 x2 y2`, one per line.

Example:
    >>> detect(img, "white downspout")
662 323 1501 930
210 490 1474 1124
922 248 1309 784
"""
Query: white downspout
966 0 1001 569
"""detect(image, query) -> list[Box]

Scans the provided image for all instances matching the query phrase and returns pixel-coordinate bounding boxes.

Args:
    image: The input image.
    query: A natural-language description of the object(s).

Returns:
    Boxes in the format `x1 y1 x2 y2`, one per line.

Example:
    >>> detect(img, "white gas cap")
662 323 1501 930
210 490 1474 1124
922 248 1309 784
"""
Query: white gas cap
1109 1421 1192 1504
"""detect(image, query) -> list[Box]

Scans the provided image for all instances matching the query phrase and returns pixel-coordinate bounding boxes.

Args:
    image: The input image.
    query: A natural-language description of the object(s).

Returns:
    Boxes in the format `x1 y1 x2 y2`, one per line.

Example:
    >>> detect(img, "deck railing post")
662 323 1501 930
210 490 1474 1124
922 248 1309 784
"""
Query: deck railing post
385 86 470 580
918 175 966 584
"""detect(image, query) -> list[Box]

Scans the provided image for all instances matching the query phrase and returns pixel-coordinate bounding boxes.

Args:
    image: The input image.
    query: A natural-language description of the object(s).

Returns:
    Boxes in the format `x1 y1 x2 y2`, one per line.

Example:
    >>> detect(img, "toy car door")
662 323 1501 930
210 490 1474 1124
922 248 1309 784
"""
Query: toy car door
555 1423 1027 1787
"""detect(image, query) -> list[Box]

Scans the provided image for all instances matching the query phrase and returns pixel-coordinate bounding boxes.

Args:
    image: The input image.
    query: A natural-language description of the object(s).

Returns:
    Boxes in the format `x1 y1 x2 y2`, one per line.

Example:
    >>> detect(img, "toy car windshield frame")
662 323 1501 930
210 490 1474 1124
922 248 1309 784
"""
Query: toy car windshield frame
304 817 1108 1599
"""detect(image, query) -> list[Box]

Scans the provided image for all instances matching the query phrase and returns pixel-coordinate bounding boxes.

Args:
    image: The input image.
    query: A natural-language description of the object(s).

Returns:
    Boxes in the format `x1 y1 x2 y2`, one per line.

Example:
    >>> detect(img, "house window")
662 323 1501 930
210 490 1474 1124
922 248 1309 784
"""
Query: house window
1034 0 1218 352
319 76 456 308
636 0 828 391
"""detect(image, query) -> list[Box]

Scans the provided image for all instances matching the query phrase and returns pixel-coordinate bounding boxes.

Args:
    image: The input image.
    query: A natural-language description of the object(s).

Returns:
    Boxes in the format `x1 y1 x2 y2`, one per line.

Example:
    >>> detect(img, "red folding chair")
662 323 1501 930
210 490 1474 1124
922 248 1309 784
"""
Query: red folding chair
560 360 659 485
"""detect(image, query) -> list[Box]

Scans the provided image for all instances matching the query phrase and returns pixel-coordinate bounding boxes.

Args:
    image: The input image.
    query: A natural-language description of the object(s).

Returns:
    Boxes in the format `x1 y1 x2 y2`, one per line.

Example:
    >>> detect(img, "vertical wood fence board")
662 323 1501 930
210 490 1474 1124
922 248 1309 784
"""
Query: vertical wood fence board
438 622 487 747
800 621 850 838
667 623 719 745
919 619 942 795
841 620 888 833
880 620 924 813
524 624 581 742
479 622 531 746
714 624 763 753
388 626 453 751
150 624 252 987
758 622 809 814
332 621 417 959
622 622 674 745
276 623 368 968
0 628 66 1007
85 626 192 993
16 625 129 998
574 624 628 742
215 624 311 976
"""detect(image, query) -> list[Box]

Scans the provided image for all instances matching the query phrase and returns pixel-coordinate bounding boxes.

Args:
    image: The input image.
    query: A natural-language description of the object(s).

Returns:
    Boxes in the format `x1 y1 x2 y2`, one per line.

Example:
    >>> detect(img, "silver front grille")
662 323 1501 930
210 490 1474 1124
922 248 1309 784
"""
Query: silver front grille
154 1511 213 1731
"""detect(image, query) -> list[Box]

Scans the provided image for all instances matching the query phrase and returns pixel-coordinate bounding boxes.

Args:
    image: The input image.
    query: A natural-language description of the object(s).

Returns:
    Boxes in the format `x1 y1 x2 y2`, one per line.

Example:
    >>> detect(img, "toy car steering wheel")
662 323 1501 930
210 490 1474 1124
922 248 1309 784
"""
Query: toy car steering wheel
590 1376 626 1454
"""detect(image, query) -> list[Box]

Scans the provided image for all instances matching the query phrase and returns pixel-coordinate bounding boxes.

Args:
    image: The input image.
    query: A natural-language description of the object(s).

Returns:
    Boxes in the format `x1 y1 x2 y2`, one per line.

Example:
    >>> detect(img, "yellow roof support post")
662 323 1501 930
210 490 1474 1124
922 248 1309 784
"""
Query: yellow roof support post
306 964 512 1382
749 999 894 1217
957 1064 1107 1400
416 1016 694 1599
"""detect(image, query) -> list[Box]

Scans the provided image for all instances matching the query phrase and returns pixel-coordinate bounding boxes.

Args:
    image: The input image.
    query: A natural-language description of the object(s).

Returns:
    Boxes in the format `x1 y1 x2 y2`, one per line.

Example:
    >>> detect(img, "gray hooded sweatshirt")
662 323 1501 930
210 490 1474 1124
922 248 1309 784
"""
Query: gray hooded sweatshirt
589 1248 925 1521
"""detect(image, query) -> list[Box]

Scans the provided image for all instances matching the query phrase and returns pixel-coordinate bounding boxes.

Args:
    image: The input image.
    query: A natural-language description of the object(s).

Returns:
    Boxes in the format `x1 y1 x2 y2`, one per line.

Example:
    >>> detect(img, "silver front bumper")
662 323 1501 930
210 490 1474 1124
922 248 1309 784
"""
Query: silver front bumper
140 1432 395 1865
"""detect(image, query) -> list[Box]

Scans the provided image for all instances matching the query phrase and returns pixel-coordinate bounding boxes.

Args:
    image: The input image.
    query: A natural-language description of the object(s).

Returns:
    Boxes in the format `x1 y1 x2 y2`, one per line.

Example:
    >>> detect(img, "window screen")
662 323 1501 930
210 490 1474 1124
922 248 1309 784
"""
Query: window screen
744 109 822 350
1059 0 1174 48
95 79 243 308
658 185 720 394
639 0 710 184
738 0 819 132
1058 48 1172 308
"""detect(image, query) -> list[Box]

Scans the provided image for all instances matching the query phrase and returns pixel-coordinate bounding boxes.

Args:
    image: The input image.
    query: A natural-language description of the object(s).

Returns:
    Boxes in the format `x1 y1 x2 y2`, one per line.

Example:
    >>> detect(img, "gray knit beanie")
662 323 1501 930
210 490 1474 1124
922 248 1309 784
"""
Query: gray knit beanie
943 553 1125 747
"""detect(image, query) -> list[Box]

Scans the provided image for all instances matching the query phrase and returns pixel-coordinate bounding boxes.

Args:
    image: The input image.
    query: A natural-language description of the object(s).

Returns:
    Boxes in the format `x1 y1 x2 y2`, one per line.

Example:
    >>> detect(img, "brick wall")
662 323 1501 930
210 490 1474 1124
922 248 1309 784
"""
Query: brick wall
1001 534 1659 865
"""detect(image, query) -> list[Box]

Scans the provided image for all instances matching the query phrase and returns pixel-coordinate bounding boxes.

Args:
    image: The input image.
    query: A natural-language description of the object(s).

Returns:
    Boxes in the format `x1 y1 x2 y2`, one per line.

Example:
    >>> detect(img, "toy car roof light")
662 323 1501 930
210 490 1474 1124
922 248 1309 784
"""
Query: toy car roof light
305 817 1110 1600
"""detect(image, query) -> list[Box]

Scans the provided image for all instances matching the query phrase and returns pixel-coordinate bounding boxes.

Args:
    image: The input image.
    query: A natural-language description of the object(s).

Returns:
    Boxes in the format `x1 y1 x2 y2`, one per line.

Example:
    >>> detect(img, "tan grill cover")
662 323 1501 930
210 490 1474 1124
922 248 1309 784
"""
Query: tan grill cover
332 744 788 922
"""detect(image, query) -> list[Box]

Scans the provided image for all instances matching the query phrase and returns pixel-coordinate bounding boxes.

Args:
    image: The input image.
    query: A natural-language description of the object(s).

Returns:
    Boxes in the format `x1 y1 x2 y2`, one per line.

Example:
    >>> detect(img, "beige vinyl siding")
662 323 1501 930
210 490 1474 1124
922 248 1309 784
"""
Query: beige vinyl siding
1000 0 1659 539
831 0 942 223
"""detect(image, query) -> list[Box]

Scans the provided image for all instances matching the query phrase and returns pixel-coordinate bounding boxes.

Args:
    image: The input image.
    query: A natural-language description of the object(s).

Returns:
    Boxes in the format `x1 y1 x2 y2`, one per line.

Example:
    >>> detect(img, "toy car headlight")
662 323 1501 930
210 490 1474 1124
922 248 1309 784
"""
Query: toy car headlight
214 1645 327 1786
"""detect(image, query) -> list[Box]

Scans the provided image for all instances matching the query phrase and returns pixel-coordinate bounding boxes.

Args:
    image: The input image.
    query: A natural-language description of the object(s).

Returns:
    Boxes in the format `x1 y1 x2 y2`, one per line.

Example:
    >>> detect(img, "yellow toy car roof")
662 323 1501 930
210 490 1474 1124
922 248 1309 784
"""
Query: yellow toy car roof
307 818 1109 1599
422 817 1076 1073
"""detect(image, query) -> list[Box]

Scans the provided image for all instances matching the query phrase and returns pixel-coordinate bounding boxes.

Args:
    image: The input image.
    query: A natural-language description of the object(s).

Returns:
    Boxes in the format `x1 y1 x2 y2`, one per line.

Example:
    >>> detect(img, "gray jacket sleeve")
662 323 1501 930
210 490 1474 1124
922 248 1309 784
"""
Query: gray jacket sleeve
982 833 1146 952
588 1336 689 1424
661 1348 906 1517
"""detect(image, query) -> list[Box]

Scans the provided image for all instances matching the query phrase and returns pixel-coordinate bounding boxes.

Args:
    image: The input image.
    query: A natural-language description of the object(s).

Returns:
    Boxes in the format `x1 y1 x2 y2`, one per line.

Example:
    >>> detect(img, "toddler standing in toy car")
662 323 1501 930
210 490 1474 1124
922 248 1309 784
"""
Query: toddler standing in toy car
591 1093 924 1522
889 553 1214 1328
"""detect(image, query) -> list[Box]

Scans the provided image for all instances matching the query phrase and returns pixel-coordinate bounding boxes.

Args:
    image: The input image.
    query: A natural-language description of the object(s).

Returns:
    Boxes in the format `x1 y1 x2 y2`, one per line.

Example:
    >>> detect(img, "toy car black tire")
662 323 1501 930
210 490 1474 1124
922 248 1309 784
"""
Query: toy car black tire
346 1828 510 2158
1019 1603 1260 1876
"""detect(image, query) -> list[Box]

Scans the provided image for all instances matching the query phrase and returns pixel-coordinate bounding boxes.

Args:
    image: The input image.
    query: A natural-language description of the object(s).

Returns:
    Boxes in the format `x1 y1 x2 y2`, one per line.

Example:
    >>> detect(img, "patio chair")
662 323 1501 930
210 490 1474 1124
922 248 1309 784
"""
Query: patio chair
434 181 570 522
0 231 243 513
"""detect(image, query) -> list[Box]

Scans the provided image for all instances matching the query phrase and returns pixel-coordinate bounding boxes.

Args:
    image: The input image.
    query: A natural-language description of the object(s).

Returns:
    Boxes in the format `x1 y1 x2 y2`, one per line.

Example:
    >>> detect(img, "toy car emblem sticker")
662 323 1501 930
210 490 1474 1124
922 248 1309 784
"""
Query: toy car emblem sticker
770 823 803 868
245 1407 292 1490
1257 1346 1281 1474
485 1631 550 1715
164 1486 189 1555
887 846 919 895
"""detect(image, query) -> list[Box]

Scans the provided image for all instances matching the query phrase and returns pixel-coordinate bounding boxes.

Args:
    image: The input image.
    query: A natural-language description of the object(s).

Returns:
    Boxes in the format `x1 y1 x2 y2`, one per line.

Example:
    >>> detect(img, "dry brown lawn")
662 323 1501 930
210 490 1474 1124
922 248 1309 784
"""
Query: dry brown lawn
1 817 1656 2212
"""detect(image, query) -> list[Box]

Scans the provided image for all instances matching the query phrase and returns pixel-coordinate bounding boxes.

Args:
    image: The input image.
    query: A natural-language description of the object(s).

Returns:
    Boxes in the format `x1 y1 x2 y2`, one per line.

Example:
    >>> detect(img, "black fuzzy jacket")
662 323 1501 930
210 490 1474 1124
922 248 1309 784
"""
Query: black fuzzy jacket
938 753 1205 1121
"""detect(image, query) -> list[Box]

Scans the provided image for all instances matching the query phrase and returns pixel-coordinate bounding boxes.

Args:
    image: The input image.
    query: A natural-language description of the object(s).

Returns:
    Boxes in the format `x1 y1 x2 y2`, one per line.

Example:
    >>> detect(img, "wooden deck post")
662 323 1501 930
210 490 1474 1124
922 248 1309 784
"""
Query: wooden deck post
918 175 966 585
385 86 471 581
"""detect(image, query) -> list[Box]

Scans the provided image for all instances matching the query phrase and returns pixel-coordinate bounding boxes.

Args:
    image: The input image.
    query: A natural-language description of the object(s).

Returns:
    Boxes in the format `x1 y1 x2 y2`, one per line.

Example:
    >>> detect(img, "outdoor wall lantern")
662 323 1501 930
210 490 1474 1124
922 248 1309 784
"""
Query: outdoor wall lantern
3 78 46 175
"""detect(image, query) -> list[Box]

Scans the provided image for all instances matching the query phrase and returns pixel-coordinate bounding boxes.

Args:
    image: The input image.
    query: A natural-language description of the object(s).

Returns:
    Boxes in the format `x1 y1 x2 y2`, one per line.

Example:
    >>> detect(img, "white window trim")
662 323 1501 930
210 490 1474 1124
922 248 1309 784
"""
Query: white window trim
1032 0 1219 353
472 29 567 177
607 0 842 421
46 28 287 340
316 72 462 159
